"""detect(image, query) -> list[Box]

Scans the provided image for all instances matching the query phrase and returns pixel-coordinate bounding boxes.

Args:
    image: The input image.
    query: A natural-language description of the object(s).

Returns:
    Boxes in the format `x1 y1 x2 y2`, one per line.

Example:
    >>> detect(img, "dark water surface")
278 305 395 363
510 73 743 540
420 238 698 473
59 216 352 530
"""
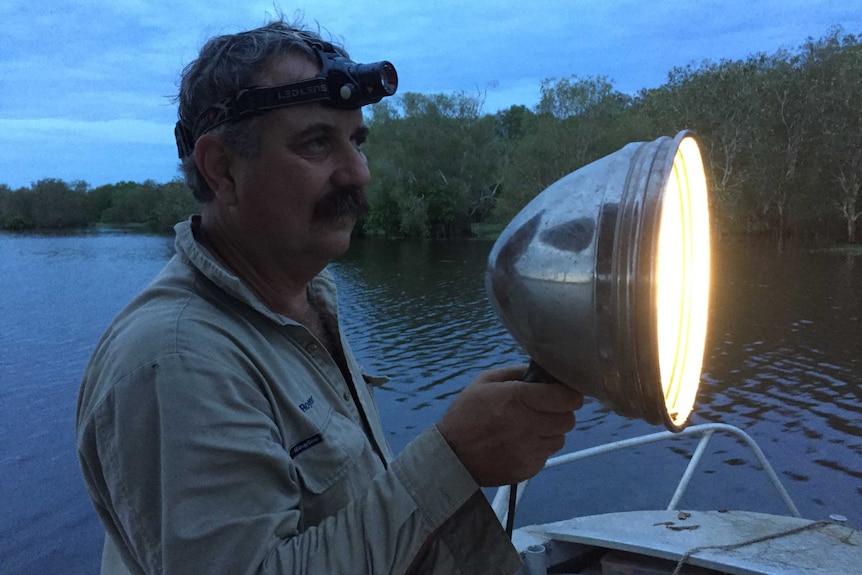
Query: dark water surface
1 231 860 574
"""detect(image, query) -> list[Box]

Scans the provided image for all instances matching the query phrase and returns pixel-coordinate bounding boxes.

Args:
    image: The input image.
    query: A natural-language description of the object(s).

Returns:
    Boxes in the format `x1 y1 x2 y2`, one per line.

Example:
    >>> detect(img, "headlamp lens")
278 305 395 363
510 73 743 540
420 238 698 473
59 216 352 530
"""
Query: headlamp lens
380 62 398 95
351 61 398 101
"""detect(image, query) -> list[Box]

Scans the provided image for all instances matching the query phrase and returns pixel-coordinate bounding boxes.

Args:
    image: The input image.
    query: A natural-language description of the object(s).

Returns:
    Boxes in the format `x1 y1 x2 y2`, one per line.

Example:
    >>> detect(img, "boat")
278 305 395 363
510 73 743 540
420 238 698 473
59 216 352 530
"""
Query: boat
492 423 861 575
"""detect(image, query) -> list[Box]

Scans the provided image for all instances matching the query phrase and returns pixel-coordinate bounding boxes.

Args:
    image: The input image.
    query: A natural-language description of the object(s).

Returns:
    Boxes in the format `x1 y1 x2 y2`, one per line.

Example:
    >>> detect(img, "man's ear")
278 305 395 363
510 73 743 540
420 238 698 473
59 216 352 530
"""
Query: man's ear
195 134 238 205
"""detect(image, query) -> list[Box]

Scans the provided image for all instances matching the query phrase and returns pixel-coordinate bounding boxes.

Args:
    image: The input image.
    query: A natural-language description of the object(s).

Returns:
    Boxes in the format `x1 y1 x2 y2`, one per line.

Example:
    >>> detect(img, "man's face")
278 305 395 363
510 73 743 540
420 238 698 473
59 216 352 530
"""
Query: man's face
224 52 371 272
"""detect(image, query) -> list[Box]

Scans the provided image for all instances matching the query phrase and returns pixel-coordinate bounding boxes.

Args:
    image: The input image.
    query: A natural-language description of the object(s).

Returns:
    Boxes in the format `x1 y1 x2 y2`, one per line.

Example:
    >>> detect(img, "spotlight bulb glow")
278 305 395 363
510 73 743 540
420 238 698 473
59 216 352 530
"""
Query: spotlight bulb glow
655 136 710 427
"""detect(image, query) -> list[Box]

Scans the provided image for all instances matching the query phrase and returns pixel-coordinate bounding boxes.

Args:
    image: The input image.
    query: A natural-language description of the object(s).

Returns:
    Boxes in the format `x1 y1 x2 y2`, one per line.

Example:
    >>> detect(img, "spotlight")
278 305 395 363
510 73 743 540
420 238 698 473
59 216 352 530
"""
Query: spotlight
486 131 710 431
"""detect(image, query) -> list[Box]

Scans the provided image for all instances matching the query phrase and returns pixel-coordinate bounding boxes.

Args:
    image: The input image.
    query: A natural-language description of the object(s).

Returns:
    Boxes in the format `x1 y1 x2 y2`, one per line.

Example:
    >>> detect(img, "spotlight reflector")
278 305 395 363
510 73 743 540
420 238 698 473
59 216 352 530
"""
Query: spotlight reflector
486 131 710 431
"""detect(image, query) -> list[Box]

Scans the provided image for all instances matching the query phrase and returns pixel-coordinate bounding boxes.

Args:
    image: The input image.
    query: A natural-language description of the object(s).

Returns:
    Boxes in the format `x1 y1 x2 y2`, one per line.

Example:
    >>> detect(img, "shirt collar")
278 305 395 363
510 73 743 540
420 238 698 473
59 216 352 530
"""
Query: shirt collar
172 216 339 326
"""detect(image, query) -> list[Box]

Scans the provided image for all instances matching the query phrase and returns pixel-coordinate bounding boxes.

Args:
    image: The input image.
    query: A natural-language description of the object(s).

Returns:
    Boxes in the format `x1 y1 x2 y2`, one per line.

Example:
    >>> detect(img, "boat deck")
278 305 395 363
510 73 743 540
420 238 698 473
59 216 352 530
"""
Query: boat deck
514 509 861 575
496 425 861 575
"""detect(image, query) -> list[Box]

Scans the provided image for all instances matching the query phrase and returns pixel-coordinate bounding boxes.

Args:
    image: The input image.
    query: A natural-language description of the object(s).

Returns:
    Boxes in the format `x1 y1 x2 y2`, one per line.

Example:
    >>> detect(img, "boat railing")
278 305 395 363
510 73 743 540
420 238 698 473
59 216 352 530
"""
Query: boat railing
491 422 801 526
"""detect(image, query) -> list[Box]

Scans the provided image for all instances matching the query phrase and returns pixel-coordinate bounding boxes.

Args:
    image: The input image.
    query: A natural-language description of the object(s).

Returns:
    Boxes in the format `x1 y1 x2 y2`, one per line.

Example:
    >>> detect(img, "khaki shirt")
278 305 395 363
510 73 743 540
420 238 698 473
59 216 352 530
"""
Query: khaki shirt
76 218 521 575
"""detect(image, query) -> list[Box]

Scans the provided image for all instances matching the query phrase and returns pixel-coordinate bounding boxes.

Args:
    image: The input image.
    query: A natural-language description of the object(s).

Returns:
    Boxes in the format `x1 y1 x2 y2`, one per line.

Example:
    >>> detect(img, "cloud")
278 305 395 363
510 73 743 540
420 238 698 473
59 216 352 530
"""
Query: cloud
1 0 860 188
0 118 173 145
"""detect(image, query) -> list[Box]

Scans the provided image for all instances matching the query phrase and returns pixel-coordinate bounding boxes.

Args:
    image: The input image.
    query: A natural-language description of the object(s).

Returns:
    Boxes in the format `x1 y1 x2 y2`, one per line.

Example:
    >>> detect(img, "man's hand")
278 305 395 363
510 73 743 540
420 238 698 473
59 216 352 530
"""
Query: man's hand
436 365 584 487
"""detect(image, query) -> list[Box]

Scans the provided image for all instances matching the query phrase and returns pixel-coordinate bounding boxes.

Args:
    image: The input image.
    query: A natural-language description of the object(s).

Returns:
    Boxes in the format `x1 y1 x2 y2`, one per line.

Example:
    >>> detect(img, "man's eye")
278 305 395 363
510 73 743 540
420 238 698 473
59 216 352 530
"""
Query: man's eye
304 137 330 156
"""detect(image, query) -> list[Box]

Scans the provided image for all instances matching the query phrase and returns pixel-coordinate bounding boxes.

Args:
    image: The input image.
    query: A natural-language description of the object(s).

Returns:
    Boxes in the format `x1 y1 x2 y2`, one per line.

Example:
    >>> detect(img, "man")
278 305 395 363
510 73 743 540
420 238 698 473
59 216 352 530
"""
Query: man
77 19 584 575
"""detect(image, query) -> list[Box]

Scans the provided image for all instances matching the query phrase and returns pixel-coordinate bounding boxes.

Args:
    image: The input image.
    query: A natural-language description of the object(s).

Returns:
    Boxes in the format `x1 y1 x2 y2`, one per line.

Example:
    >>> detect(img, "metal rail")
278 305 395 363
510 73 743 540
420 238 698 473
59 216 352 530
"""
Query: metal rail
491 423 801 526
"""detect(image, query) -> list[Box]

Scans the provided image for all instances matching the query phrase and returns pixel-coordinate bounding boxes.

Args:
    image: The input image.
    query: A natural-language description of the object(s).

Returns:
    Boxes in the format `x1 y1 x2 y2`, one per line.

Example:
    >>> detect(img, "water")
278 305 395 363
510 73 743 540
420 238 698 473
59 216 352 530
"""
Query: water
1 231 860 574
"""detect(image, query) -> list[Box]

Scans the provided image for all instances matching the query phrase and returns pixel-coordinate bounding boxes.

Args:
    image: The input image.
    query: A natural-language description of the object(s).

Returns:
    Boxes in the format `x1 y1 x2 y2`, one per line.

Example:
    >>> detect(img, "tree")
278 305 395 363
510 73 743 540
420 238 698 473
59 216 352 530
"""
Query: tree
535 74 628 168
28 179 90 228
493 75 632 222
642 58 766 234
494 105 533 140
802 28 862 243
364 91 501 237
0 184 20 229
745 50 816 246
146 179 199 233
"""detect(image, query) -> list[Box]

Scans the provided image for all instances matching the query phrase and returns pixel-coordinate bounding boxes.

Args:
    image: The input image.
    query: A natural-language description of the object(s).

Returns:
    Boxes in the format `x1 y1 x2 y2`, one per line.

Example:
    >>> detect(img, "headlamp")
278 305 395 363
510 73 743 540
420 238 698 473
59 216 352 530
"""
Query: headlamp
175 41 398 158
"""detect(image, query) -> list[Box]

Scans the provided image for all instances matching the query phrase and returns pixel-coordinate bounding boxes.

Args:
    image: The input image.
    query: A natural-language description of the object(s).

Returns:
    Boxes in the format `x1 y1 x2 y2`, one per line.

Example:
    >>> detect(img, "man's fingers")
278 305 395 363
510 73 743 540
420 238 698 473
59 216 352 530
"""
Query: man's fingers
472 364 528 384
517 381 584 413
534 410 576 437
440 367 587 486
474 367 586 415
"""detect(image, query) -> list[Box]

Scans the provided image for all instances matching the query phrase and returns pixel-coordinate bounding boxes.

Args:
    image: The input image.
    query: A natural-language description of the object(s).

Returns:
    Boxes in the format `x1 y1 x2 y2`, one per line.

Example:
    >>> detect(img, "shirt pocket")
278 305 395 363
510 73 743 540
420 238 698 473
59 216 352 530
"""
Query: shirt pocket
291 406 369 495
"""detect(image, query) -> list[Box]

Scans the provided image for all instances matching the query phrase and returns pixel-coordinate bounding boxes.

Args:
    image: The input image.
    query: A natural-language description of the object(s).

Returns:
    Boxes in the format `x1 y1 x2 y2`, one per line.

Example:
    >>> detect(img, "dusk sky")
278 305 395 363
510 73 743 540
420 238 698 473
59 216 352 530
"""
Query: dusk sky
1 0 860 189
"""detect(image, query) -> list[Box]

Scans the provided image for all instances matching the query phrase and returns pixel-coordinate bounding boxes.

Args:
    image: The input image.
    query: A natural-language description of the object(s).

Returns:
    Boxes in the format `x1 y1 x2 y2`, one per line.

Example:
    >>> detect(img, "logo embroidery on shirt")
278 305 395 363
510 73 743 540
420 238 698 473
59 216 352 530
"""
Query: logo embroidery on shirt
298 395 315 412
290 433 323 458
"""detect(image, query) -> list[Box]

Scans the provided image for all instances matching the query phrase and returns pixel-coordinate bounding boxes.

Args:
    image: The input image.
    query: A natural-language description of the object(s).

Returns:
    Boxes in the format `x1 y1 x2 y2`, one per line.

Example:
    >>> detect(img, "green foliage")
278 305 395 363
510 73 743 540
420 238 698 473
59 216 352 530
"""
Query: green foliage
364 91 501 237
0 179 90 229
145 180 201 233
0 178 198 232
630 27 862 246
492 77 635 222
801 29 862 243
3 28 860 245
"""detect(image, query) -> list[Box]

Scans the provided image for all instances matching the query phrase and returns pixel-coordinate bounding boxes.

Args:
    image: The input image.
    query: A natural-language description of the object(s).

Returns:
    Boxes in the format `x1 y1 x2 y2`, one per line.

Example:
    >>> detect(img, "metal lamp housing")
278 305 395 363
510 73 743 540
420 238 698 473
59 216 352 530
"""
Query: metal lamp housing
486 131 710 431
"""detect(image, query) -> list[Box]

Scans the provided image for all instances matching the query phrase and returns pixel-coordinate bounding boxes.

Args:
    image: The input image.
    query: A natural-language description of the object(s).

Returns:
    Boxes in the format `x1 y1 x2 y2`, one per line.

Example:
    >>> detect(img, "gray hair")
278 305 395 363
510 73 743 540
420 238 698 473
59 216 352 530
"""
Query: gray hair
176 18 344 202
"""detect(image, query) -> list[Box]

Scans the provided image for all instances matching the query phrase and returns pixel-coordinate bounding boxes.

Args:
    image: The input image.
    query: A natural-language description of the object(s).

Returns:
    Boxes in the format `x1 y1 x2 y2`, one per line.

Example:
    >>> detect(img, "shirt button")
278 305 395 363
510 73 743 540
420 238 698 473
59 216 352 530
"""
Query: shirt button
342 390 351 402
306 343 318 353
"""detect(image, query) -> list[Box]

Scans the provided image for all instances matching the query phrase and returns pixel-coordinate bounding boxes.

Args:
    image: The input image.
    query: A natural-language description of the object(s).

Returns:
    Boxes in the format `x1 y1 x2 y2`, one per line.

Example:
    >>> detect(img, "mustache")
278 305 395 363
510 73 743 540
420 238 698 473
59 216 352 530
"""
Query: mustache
312 186 370 222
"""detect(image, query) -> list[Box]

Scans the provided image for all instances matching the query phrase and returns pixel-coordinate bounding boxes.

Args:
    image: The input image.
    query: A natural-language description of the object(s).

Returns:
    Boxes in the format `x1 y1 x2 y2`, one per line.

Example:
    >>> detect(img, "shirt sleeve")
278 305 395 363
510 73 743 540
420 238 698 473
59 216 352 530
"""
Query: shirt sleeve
77 351 521 575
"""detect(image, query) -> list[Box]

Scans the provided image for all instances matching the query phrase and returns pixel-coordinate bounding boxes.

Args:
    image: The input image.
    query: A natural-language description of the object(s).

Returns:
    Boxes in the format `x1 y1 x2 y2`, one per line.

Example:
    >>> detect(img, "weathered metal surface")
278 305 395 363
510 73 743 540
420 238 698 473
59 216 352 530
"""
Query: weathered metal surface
523 509 861 575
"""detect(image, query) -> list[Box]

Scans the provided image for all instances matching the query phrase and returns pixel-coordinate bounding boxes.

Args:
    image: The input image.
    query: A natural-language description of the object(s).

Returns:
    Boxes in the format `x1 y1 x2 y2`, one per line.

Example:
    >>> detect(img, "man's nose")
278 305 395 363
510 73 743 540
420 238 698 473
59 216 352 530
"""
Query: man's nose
332 143 371 190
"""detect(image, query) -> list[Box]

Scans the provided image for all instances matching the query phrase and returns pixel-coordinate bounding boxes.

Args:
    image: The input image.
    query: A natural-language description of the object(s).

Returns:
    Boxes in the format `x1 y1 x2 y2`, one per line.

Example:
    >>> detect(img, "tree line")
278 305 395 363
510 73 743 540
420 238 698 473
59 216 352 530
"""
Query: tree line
0 179 197 234
2 27 859 245
360 26 861 246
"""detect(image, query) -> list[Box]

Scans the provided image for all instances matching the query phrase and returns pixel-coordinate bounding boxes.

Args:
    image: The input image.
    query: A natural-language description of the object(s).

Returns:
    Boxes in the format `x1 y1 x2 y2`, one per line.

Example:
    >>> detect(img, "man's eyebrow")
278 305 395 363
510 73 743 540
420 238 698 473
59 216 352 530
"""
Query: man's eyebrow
293 122 369 140
294 122 333 139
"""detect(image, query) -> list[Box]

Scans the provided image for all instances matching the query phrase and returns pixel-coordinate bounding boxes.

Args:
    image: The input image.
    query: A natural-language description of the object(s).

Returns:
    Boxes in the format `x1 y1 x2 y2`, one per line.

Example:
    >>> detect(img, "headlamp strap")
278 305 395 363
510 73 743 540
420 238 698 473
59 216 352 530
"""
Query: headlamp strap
175 77 330 159
197 77 331 136
230 78 331 119
175 122 195 159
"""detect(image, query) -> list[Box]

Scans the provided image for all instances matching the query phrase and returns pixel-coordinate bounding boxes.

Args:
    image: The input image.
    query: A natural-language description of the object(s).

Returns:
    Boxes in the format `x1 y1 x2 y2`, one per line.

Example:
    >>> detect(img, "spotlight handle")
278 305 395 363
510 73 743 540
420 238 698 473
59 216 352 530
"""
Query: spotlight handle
506 359 562 539
521 359 560 384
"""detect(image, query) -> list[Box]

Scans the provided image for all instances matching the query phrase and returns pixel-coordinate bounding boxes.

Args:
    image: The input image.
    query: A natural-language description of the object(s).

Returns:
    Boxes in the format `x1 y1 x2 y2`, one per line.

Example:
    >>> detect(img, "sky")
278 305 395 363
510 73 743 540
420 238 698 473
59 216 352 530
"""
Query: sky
1 0 860 190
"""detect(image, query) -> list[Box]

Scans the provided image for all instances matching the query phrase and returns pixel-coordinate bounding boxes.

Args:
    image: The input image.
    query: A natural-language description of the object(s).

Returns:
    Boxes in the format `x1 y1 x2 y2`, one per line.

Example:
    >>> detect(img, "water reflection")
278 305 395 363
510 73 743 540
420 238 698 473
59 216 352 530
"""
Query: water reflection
0 232 859 574
331 238 862 525
690 241 861 525
333 239 523 408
